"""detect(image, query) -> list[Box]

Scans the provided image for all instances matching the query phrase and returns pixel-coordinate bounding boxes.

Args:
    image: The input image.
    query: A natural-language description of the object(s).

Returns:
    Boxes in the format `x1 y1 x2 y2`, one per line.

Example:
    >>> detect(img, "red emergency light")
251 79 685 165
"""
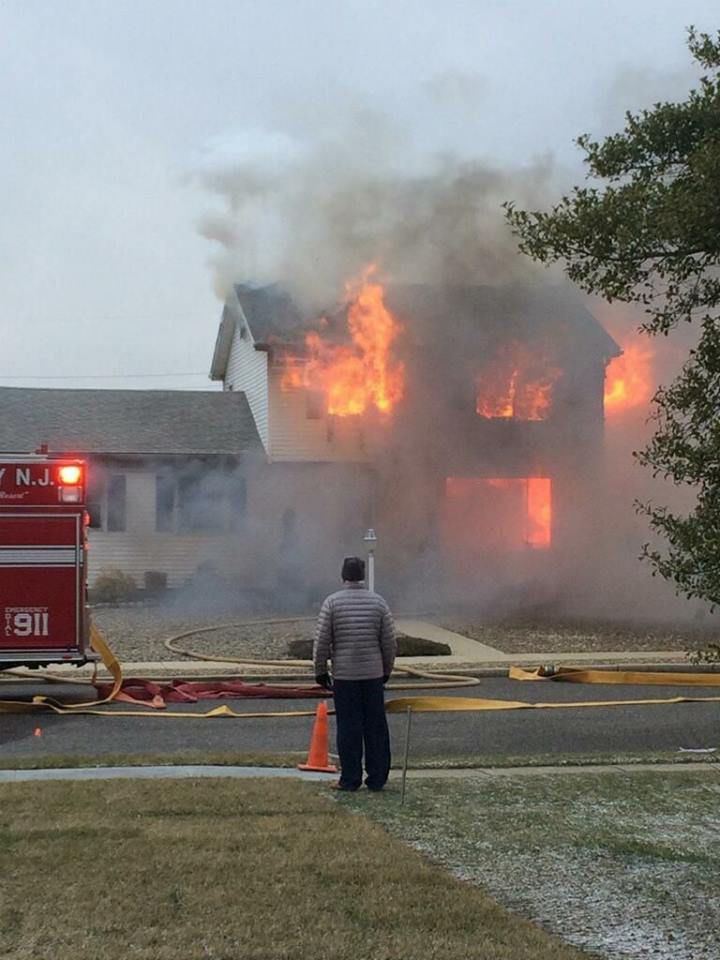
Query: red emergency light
59 464 82 485
58 463 83 502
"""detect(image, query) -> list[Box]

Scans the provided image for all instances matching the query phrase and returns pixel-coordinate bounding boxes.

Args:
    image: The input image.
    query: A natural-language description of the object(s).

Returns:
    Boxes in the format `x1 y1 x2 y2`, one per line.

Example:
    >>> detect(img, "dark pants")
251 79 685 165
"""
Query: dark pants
333 678 391 790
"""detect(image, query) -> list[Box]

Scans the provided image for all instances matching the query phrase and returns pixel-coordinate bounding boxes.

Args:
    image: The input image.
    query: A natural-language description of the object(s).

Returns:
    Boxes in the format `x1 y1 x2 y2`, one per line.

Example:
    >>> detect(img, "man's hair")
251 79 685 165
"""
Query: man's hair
341 556 366 582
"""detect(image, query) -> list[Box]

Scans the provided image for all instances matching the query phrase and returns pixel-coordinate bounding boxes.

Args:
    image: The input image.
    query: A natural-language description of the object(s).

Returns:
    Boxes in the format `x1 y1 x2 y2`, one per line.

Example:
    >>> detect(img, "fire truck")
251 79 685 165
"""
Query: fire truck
0 453 96 670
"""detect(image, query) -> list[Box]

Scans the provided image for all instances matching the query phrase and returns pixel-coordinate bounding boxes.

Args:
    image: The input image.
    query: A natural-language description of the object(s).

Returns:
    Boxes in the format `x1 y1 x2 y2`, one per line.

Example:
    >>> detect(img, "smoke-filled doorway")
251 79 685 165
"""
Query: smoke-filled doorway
442 477 552 578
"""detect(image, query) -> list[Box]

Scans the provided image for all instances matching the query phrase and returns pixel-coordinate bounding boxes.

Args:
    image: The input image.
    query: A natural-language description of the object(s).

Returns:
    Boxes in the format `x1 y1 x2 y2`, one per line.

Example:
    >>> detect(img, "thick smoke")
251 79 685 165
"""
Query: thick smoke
196 116 559 309
578 301 705 623
190 116 710 629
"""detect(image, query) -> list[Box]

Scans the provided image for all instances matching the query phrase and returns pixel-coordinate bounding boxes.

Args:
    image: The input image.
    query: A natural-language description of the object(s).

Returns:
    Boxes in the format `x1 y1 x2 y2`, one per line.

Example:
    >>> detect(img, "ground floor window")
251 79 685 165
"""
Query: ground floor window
155 471 246 534
106 475 127 532
443 476 552 553
85 471 127 532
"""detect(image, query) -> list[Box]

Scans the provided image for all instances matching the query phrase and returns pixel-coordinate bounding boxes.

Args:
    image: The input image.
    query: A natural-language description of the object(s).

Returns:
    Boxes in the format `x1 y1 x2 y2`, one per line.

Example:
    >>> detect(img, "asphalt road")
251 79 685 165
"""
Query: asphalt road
1 677 718 762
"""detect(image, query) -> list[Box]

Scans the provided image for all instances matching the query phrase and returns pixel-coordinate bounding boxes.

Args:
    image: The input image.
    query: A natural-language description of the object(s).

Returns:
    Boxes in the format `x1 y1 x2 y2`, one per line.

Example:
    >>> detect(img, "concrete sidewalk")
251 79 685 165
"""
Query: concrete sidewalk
0 760 715 784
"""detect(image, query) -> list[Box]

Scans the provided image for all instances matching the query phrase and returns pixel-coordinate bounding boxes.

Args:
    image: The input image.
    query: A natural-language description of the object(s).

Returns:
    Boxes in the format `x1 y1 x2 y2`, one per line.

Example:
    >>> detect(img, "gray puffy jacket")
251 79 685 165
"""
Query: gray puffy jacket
313 582 397 681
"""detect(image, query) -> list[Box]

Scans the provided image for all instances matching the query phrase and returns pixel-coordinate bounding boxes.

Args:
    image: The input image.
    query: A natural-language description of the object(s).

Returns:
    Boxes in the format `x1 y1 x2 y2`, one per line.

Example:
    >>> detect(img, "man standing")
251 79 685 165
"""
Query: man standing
313 556 397 792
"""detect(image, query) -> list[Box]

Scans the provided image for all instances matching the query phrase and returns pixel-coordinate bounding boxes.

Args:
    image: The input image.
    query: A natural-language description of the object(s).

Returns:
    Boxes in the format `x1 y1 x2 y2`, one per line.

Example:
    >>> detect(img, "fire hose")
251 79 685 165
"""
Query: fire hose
2 620 720 717
0 617 483 718
162 620 484 690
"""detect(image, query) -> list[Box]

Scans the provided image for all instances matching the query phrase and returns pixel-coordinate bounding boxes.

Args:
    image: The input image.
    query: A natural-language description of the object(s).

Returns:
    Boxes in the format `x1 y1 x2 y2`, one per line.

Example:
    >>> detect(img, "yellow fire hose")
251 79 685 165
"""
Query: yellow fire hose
510 664 720 686
162 623 483 690
2 620 720 718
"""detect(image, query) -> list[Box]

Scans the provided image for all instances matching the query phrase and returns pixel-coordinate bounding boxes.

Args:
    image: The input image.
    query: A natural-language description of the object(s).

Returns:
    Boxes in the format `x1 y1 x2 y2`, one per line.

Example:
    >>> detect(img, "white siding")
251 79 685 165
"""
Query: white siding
267 366 368 463
225 324 269 452
87 468 253 589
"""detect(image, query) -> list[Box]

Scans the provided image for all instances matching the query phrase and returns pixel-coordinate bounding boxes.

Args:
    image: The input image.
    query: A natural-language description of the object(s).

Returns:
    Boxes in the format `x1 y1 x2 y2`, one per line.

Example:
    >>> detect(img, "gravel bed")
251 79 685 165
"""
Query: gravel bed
91 606 315 663
93 606 719 664
441 618 720 654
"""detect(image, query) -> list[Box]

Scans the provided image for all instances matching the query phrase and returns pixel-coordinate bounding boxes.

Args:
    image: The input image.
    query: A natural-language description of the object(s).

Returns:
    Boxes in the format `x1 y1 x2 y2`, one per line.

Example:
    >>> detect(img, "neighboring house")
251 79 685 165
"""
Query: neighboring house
0 387 262 589
211 282 621 604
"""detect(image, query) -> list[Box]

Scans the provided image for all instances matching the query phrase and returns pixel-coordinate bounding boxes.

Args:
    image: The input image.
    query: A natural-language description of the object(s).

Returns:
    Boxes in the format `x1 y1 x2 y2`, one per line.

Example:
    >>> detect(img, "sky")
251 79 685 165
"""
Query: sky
1 0 717 390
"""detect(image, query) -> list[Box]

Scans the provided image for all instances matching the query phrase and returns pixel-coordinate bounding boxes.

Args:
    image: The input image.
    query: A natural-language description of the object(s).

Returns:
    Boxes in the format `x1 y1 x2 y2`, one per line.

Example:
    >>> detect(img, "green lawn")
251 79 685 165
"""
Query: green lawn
348 768 720 959
0 778 590 960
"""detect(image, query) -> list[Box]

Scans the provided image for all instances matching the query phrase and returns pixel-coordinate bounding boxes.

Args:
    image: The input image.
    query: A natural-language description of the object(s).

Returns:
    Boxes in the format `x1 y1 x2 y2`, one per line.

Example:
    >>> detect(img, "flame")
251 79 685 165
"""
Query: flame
604 340 654 415
445 476 552 549
476 342 561 421
281 267 404 416
526 477 552 548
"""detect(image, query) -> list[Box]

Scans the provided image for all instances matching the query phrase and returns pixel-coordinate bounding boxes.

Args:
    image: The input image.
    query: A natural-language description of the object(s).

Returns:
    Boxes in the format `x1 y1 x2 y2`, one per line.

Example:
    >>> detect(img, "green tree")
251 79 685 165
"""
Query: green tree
505 28 720 614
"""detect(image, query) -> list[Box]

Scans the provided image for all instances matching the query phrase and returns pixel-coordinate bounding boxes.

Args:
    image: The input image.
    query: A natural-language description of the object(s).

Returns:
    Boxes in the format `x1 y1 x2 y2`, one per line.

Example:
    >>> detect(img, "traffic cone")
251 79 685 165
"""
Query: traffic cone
298 701 337 772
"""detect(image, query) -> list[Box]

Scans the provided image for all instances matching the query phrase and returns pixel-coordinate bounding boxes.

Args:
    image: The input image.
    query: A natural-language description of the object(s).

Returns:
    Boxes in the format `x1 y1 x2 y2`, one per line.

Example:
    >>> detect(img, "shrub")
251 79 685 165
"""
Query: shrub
143 570 168 595
91 569 137 604
287 634 451 659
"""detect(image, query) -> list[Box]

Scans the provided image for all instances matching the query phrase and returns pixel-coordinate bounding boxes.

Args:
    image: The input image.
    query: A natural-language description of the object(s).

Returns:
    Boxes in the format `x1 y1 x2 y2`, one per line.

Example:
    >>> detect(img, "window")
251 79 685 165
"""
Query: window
86 475 105 529
227 476 247 532
306 389 325 420
444 476 552 552
154 469 247 534
155 474 176 532
177 475 225 533
106 475 127 532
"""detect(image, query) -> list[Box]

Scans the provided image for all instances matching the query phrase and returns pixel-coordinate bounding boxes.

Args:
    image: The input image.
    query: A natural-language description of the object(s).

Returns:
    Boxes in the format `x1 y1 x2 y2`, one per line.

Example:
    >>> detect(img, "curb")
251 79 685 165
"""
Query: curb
11 658 719 684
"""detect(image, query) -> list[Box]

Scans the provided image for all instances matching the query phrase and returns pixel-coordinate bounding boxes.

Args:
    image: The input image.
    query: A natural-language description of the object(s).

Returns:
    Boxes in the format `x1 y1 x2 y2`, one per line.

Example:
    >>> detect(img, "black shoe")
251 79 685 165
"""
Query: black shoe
330 781 360 792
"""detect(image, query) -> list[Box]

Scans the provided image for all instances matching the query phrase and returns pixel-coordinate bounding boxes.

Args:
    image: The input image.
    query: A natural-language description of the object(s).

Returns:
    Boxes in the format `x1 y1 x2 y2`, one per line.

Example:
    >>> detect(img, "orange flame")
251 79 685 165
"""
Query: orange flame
281 267 404 417
604 340 654 415
445 476 552 549
476 342 561 421
526 477 552 548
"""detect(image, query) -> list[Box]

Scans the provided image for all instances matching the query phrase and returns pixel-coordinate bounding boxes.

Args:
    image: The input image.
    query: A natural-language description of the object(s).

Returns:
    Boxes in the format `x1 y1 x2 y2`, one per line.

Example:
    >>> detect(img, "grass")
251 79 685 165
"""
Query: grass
0 778 591 960
348 768 720 959
0 751 310 771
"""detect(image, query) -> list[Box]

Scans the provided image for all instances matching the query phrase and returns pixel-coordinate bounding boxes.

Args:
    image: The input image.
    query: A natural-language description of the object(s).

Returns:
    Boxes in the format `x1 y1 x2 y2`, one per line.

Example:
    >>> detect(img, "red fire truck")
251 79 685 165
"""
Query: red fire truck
0 454 95 670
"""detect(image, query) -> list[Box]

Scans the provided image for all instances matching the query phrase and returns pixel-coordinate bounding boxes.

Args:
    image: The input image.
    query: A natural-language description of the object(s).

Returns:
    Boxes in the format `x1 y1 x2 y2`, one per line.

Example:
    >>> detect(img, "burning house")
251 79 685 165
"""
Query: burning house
0 272 624 611
210 272 621 608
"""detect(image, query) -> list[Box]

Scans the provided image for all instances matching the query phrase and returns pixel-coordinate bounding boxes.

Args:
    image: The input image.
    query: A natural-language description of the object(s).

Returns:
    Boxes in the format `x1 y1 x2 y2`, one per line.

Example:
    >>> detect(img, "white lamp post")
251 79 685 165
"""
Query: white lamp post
363 528 377 592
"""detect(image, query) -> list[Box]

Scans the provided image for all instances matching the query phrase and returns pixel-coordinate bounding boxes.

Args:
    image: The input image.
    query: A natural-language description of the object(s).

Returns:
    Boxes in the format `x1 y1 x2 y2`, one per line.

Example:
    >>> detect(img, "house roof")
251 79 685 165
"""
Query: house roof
233 283 305 344
210 281 620 380
383 283 622 360
0 388 261 457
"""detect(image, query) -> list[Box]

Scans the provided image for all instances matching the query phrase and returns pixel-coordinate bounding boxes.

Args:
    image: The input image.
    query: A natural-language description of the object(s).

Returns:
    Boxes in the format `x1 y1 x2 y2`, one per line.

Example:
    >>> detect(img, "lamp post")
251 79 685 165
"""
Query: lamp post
363 528 377 592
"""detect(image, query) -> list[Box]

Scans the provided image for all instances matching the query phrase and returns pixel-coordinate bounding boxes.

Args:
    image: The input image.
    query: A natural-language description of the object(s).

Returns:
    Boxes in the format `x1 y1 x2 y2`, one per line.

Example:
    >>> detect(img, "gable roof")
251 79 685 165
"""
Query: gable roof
234 283 305 344
210 281 620 380
0 388 261 456
209 285 305 380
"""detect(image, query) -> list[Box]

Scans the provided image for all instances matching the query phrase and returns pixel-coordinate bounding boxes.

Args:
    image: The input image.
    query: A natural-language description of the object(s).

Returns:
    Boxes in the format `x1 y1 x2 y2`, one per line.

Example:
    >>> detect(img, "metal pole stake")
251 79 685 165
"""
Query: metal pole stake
400 705 413 805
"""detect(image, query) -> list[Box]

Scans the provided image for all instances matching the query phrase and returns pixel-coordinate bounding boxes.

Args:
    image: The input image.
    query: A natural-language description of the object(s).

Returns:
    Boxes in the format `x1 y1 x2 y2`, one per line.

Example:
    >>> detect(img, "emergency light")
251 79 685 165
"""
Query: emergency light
59 465 82 485
58 464 83 503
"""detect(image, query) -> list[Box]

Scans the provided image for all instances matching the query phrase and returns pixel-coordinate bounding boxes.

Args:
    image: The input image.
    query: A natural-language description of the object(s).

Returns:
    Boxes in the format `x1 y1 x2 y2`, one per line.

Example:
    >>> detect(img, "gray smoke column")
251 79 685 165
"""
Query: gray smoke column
191 117 709 626
195 115 560 307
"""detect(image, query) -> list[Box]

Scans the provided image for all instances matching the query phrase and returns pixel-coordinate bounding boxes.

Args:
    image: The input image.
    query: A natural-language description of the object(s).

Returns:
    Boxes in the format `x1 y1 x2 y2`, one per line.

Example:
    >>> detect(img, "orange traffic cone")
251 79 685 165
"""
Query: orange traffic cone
298 701 337 772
